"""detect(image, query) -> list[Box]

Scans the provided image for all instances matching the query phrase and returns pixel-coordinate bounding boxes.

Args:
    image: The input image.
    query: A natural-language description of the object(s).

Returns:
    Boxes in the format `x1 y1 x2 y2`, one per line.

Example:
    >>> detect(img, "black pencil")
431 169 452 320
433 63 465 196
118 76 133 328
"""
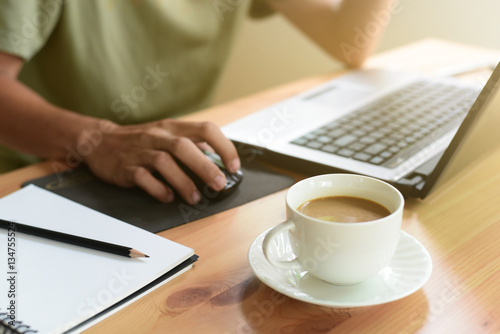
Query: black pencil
0 219 149 258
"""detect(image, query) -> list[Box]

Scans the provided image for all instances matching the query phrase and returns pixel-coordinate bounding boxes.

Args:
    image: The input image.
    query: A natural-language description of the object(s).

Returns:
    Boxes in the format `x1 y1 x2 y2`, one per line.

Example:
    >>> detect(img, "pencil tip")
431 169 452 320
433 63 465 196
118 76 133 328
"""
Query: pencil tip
129 249 149 258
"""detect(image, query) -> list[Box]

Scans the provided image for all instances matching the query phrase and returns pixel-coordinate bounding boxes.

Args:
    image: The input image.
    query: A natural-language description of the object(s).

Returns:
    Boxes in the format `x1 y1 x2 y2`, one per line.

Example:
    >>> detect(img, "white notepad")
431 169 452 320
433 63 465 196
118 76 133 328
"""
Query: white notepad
0 185 196 334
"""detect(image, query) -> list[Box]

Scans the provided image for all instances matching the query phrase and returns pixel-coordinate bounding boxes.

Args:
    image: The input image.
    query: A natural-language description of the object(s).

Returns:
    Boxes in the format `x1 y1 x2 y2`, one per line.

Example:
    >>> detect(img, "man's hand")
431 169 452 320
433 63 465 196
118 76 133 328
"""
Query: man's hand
77 119 241 205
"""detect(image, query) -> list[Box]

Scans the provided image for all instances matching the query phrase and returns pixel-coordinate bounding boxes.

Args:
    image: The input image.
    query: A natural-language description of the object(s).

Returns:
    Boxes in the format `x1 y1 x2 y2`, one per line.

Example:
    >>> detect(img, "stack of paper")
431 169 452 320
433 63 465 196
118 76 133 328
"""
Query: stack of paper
0 185 196 333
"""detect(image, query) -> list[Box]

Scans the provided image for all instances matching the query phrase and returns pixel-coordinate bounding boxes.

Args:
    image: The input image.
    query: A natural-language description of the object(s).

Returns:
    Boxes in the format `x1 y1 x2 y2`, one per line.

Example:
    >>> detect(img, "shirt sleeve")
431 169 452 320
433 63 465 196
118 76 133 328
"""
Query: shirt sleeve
249 0 275 19
0 0 63 60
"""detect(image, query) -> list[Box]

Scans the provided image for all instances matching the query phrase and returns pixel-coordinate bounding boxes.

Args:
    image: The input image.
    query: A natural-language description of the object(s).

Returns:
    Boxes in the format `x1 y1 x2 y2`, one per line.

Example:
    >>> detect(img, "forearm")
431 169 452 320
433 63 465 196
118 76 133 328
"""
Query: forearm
0 73 241 204
269 0 396 67
0 75 101 160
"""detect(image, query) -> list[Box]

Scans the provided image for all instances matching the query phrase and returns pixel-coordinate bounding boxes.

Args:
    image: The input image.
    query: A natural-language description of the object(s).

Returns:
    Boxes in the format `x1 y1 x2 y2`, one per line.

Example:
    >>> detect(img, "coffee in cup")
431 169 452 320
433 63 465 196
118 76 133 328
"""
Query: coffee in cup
262 174 404 285
297 195 391 223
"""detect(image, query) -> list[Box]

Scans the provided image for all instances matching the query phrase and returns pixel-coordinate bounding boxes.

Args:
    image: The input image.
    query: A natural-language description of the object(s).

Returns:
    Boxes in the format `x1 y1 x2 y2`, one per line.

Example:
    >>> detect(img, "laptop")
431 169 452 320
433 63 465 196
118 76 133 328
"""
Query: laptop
222 64 500 198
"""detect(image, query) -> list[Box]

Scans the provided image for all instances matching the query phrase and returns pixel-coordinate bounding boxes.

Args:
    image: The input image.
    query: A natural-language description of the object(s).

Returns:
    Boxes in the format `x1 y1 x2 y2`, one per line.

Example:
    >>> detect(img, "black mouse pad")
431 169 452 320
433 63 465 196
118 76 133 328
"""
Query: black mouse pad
22 160 295 233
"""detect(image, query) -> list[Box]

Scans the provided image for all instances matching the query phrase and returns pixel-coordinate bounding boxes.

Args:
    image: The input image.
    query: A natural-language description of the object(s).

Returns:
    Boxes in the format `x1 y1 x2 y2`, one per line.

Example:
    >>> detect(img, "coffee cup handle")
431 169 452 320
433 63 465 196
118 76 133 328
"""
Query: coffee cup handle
262 220 302 270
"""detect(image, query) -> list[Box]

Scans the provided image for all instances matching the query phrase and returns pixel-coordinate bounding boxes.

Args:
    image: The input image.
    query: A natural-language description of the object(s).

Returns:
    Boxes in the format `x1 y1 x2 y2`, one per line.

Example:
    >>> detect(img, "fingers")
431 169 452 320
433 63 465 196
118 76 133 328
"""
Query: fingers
133 142 225 205
154 137 227 192
127 156 203 205
144 149 204 205
196 142 213 153
129 166 174 203
158 120 241 173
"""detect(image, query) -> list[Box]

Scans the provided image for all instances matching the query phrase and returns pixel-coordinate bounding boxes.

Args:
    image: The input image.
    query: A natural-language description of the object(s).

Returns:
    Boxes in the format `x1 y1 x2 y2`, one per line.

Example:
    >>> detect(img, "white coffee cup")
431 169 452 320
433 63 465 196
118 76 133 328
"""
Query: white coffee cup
262 174 404 285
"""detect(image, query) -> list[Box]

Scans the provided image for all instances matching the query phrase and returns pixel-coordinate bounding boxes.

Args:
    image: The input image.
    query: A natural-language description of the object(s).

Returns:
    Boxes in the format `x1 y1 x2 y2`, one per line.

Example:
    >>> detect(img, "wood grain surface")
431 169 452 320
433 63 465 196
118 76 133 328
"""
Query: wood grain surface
1 39 499 334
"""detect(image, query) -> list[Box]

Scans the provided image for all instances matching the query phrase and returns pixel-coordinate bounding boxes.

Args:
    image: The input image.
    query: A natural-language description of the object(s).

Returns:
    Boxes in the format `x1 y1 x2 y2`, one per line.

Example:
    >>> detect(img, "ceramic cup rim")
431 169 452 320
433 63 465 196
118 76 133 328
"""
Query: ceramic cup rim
286 173 404 226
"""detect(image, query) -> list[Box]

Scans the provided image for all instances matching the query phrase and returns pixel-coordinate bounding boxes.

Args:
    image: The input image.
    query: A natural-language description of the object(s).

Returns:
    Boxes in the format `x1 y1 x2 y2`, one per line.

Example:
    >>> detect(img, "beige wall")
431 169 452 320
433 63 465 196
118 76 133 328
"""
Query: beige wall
213 0 500 104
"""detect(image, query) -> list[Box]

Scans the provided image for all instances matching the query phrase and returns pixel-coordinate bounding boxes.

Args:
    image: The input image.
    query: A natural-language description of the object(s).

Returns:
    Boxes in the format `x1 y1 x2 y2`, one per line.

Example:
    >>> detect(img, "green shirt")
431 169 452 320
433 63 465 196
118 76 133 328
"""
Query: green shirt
0 0 268 172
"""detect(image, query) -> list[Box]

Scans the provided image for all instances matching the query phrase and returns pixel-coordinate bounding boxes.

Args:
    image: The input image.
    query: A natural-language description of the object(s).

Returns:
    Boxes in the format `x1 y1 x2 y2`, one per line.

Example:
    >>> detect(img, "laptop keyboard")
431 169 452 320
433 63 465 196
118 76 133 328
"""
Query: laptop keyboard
290 80 479 168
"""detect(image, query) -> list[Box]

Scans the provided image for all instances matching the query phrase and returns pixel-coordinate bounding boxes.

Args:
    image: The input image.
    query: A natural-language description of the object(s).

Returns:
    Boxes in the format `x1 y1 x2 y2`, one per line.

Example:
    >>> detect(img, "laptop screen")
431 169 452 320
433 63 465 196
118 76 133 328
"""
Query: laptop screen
421 62 500 197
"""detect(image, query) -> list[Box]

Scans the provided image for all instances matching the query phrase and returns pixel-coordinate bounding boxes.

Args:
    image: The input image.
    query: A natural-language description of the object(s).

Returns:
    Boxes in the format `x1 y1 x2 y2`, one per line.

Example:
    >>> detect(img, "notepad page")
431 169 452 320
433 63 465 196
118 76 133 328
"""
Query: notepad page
0 185 194 334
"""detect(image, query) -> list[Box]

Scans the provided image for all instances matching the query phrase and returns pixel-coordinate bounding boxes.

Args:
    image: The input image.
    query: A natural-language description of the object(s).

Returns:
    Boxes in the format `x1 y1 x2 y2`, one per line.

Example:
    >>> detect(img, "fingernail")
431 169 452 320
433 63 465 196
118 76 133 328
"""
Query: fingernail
166 192 175 203
212 175 226 190
191 190 201 204
229 158 240 173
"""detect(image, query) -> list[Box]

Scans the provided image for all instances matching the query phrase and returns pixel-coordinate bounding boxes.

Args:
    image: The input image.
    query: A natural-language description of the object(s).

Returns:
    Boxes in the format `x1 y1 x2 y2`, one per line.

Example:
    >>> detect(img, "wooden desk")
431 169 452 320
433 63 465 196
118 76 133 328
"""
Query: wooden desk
2 39 500 333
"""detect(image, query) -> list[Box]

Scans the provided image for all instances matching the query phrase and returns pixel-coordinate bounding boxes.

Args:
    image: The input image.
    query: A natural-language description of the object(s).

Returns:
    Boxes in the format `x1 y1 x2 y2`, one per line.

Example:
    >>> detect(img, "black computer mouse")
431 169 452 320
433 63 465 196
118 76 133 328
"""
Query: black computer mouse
175 150 243 202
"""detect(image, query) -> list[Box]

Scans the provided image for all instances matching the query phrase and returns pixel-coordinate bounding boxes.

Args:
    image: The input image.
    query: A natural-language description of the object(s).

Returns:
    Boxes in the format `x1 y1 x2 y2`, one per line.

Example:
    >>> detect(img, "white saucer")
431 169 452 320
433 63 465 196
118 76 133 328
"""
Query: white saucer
248 229 432 308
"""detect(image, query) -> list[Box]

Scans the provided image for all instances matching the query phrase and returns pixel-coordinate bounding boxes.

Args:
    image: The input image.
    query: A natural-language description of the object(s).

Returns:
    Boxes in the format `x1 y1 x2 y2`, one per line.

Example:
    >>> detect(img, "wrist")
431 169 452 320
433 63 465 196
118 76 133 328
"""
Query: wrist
72 119 118 165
